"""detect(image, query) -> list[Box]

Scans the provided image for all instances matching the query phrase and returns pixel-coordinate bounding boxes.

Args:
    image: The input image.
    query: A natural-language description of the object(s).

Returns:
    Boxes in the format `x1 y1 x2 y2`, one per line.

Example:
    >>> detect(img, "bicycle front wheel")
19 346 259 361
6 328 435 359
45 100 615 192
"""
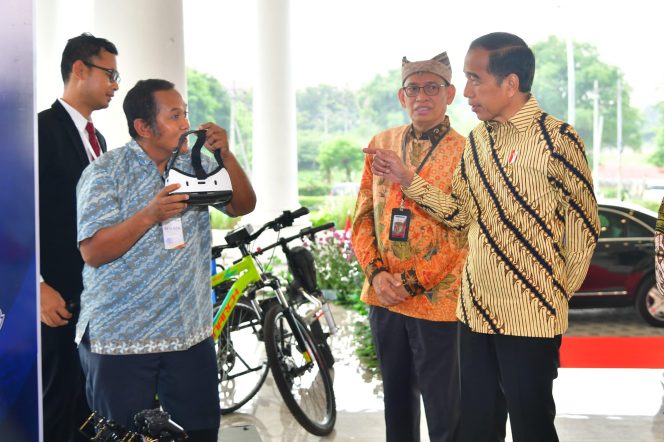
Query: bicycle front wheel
215 299 269 414
264 304 336 436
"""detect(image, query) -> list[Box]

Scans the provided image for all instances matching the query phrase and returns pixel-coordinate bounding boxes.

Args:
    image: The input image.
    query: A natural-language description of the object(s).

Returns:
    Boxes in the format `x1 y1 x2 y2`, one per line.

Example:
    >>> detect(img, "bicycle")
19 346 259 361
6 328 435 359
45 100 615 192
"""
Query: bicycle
79 408 187 441
211 207 337 436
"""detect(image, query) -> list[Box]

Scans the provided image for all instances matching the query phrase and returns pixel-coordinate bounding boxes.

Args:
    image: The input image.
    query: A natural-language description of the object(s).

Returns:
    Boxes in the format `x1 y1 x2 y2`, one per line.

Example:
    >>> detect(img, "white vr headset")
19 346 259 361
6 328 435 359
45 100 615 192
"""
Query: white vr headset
164 129 233 206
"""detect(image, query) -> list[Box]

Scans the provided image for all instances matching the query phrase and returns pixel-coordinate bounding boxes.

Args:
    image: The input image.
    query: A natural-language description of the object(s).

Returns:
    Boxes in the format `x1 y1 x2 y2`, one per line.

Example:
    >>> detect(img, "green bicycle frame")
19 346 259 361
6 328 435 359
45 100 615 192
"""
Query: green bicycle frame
211 255 262 339
210 252 313 364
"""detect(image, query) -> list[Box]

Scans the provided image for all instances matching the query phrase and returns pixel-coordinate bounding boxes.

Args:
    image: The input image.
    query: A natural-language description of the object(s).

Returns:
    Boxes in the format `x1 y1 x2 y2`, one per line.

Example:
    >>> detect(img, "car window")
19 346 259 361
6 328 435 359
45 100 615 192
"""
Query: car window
599 209 651 239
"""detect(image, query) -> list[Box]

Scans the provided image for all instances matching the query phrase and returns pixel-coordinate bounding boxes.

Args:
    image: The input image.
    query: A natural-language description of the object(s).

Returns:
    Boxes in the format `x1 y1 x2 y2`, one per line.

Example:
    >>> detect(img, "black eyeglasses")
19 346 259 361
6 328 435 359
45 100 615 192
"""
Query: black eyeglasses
402 83 447 97
83 61 121 84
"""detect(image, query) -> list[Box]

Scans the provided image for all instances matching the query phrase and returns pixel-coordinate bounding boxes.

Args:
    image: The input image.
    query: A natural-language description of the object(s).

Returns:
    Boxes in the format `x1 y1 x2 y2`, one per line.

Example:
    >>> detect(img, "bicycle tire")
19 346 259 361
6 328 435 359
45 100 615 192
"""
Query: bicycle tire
287 282 335 369
308 318 335 369
264 304 336 436
215 299 269 414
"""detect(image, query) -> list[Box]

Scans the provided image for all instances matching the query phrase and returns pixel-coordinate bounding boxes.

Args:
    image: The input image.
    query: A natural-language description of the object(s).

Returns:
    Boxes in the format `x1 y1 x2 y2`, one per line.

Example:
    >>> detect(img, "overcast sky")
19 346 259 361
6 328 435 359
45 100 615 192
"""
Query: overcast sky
184 0 663 110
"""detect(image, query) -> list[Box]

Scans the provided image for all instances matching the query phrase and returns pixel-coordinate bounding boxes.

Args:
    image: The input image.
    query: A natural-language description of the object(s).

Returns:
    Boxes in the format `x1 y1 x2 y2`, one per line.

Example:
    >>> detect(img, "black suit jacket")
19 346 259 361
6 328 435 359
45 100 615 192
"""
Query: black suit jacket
38 100 107 307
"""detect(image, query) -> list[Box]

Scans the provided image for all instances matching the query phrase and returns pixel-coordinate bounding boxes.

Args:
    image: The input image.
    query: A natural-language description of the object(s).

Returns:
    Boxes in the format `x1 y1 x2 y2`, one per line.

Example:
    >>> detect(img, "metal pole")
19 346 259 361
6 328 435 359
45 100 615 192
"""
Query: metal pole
566 36 575 126
616 78 623 200
593 80 601 191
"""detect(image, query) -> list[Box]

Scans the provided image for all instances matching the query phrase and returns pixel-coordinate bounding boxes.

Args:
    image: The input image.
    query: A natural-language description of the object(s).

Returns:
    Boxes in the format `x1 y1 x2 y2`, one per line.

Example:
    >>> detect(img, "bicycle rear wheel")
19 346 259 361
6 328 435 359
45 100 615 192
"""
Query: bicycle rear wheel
215 299 269 414
264 304 336 436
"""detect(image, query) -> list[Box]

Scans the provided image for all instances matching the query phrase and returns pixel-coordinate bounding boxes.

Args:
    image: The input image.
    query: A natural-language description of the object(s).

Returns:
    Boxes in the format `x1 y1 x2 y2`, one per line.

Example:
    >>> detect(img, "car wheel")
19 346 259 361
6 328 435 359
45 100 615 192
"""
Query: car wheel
635 274 664 327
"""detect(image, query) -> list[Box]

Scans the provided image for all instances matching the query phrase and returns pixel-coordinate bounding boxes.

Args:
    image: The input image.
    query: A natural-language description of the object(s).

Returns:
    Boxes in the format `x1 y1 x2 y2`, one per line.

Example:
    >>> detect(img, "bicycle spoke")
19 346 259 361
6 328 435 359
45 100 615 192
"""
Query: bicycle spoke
215 300 269 414
264 305 336 436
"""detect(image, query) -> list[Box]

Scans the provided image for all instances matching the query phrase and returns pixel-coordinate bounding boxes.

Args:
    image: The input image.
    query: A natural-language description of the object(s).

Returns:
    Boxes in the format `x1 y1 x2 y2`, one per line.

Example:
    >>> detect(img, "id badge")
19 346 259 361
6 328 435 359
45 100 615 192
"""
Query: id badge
162 217 185 249
389 208 411 242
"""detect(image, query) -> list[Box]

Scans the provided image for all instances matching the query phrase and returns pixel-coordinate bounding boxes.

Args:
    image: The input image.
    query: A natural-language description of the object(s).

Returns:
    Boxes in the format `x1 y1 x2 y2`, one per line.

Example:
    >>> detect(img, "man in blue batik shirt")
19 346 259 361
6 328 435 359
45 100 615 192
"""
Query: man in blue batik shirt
76 79 256 442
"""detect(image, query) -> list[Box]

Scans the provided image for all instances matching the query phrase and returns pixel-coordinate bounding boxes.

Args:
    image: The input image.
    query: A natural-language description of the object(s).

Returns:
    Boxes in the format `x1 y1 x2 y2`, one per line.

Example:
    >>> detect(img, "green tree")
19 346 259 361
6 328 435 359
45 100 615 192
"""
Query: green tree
357 69 407 134
531 36 642 150
229 88 253 170
186 68 231 129
297 129 325 170
650 102 664 166
297 85 359 134
296 86 358 175
317 137 364 183
186 68 253 170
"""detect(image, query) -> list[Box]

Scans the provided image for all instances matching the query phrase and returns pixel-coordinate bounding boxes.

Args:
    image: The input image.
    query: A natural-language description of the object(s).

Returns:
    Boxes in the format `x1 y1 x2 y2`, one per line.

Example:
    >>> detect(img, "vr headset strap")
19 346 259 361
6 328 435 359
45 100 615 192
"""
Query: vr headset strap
165 129 224 180
191 140 224 180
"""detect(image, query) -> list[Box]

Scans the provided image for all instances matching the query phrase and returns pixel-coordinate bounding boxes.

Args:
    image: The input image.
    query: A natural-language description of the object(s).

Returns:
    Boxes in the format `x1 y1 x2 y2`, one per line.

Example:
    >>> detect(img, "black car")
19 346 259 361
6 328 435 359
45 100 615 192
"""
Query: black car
572 200 663 327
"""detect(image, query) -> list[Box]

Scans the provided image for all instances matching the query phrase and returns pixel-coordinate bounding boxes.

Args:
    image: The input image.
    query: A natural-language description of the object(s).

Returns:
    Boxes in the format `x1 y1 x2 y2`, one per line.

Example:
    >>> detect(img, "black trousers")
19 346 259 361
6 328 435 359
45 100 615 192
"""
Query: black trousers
369 306 460 442
79 334 220 440
41 322 90 442
457 322 561 442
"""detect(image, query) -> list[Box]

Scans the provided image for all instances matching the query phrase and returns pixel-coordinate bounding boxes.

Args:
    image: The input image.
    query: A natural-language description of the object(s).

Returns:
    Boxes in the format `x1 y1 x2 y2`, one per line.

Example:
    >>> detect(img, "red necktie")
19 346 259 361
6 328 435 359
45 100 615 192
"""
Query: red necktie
85 121 101 158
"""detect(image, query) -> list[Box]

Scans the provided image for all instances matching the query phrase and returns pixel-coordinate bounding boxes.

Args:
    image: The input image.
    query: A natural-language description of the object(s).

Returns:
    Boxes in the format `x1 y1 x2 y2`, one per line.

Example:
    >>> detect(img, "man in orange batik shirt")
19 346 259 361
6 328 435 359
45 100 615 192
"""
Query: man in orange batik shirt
351 52 467 442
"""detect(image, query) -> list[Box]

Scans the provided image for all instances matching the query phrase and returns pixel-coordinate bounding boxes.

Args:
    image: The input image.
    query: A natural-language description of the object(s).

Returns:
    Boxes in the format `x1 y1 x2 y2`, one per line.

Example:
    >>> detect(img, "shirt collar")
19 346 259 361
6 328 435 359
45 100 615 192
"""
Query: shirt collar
486 95 541 134
408 115 451 144
126 139 156 169
127 139 190 177
58 98 90 132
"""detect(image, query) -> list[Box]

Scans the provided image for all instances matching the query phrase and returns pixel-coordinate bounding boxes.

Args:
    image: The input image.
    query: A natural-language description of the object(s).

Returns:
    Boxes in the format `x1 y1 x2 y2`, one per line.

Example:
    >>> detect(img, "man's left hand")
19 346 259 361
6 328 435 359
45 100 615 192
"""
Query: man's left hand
200 122 230 156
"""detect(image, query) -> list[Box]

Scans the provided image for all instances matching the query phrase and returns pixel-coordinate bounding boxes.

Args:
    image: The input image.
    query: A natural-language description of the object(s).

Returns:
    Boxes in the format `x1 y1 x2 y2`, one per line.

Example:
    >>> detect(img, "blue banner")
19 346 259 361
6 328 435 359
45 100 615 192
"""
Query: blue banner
0 1 39 441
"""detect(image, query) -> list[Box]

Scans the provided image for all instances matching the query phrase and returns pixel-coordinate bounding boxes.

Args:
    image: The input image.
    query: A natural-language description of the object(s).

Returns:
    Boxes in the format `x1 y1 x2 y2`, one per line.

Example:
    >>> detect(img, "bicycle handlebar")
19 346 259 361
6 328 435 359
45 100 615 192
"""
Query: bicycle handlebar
254 221 336 256
250 206 309 239
212 207 331 258
299 222 335 239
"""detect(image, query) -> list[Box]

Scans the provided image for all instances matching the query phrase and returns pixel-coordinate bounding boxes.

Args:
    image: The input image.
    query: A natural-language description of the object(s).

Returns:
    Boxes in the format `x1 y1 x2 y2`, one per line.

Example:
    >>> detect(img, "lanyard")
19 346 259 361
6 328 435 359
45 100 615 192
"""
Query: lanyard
398 126 450 208
401 126 450 175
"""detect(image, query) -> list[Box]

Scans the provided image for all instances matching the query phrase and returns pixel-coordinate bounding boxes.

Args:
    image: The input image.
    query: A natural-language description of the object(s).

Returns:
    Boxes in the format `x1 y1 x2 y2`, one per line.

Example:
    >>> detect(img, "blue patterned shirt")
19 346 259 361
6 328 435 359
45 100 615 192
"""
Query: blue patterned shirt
75 139 220 355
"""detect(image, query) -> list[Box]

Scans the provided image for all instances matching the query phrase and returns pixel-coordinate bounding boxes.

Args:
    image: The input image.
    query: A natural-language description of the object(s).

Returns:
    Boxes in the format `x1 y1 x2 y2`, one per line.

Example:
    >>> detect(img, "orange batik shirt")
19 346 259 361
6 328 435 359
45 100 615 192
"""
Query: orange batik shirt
351 117 468 321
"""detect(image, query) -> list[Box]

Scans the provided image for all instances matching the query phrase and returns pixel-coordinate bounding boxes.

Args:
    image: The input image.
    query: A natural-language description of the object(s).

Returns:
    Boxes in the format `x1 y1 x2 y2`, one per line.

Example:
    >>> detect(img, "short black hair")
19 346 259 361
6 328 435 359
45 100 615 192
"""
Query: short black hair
123 79 175 139
60 33 118 83
469 32 535 93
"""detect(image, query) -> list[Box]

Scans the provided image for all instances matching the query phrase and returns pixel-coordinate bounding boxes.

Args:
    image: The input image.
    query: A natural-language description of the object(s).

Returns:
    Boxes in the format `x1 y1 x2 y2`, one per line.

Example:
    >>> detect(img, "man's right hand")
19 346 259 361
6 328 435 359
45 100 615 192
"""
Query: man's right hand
40 282 72 327
372 271 409 306
81 184 190 268
143 184 189 225
363 147 415 187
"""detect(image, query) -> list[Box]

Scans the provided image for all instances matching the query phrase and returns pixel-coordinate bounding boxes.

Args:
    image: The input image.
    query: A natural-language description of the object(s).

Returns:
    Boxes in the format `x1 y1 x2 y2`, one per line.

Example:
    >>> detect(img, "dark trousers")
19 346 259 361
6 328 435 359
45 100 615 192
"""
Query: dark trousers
457 322 561 442
369 306 460 442
41 322 90 442
79 335 221 441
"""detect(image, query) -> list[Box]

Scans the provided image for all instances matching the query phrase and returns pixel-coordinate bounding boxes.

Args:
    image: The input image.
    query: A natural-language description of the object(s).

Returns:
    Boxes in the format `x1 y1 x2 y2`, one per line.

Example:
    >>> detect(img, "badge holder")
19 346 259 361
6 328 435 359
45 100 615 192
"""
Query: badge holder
389 203 411 242
164 129 233 206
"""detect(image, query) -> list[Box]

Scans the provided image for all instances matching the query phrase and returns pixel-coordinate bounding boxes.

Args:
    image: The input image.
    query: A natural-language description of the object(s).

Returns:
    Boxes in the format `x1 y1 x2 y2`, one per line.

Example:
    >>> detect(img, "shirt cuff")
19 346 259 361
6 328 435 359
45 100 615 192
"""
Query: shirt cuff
401 269 425 296
401 174 427 200
366 257 386 285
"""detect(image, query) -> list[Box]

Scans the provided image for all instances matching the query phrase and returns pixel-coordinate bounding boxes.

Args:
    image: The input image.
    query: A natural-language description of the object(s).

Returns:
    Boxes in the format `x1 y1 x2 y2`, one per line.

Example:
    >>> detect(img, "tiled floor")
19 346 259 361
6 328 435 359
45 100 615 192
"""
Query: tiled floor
218 305 664 442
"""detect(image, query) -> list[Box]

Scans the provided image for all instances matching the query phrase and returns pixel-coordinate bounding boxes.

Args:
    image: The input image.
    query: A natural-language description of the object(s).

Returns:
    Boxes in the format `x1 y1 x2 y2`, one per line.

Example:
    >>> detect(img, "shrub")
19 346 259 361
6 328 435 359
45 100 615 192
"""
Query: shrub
209 207 240 230
304 226 378 372
299 180 331 196
310 195 357 229
298 196 327 213
306 227 363 307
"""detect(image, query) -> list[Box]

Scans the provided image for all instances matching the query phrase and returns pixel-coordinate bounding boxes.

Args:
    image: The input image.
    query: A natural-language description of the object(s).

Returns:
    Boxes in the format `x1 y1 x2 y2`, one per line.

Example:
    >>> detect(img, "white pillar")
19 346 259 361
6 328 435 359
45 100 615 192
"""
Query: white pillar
37 0 185 150
92 0 186 149
36 0 93 112
251 0 299 222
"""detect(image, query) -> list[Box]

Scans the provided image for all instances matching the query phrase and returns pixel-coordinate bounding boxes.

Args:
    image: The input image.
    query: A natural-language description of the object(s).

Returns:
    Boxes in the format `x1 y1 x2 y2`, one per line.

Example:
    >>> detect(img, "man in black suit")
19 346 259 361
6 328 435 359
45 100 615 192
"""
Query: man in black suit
38 33 119 442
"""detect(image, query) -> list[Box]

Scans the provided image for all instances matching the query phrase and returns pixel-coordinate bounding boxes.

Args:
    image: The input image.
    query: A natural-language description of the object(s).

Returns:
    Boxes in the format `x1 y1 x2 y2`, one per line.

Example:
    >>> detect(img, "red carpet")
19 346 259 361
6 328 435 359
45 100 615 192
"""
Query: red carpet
560 336 664 368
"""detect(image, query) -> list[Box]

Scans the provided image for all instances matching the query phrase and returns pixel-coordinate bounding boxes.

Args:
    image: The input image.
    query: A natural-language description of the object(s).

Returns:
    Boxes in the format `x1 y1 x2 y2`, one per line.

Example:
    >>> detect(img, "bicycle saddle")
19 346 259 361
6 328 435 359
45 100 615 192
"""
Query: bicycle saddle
164 129 233 206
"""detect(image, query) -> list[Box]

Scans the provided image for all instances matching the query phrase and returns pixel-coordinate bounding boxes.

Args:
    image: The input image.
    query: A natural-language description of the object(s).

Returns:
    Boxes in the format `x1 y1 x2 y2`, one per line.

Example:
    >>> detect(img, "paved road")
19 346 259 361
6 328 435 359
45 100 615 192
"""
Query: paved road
567 306 664 336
